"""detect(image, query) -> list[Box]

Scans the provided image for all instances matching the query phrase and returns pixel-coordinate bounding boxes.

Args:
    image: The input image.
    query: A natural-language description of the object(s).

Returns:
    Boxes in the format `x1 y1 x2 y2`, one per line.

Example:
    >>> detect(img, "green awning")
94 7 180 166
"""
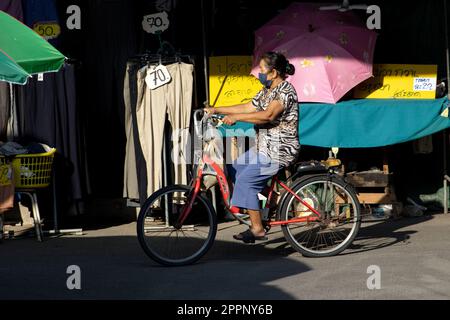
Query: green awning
0 49 30 85
0 11 66 85
300 97 450 148
219 97 450 148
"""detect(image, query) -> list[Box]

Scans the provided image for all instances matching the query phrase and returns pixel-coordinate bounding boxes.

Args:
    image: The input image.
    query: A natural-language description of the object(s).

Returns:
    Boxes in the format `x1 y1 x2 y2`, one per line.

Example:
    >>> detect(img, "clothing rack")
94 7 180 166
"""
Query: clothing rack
128 52 195 67
130 35 194 65
125 50 197 210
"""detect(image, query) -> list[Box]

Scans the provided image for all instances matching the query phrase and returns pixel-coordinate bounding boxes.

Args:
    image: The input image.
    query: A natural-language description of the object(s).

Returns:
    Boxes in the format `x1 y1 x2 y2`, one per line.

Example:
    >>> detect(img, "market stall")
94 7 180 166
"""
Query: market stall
0 9 83 241
205 0 450 218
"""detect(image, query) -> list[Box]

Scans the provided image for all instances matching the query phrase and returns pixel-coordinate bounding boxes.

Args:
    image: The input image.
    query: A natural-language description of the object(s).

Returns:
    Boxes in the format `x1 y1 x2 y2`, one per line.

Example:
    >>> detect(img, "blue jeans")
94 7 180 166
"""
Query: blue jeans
228 148 282 211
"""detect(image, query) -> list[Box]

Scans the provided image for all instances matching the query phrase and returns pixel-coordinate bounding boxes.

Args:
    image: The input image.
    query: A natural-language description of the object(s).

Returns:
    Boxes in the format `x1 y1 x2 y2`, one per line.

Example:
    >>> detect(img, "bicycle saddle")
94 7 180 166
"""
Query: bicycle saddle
295 160 328 173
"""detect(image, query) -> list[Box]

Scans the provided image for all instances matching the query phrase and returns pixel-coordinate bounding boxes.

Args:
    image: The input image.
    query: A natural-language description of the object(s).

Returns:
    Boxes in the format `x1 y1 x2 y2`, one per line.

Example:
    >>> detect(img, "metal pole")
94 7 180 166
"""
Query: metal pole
201 0 210 103
52 169 59 233
443 0 450 214
201 0 218 212
44 160 83 237
163 124 169 227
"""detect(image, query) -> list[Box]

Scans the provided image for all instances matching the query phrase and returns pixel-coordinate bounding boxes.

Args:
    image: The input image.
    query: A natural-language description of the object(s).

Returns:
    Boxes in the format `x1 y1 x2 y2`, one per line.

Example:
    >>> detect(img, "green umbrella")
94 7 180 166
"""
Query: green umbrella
0 49 30 84
0 11 66 85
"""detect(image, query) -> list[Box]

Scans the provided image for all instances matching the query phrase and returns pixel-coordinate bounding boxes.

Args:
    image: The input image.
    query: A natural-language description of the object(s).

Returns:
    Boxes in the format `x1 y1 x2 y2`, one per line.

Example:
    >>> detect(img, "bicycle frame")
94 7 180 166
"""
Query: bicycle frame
138 110 360 266
178 153 322 227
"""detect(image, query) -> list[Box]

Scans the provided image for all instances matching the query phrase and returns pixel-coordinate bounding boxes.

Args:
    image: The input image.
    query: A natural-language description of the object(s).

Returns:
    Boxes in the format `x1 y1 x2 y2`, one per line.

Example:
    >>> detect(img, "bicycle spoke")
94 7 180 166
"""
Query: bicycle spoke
192 228 209 239
329 229 344 242
328 230 340 244
138 186 216 266
295 226 313 244
282 177 360 256
321 231 329 249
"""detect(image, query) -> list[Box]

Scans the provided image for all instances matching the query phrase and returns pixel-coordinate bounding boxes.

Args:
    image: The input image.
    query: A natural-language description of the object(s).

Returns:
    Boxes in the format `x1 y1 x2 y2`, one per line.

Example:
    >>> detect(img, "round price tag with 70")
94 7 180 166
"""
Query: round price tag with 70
146 65 172 90
142 12 170 34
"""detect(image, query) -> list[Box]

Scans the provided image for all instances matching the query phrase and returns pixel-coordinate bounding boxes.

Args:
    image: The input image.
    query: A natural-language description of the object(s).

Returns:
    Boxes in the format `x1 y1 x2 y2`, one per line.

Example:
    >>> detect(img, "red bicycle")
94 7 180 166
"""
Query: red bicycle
137 110 361 266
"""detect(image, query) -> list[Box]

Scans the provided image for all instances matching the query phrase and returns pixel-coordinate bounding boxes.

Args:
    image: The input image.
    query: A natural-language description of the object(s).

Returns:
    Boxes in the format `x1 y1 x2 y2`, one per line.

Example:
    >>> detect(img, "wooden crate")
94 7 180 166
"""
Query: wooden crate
346 171 391 188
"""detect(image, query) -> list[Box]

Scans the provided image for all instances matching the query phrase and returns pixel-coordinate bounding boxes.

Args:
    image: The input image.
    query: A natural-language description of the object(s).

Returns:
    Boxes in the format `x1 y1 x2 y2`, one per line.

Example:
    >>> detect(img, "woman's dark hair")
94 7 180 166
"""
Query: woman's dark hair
261 51 295 79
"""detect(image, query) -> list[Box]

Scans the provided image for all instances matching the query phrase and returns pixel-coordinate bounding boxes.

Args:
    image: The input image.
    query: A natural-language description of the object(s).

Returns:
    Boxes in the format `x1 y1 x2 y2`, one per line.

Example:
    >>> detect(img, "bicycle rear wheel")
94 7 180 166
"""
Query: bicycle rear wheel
280 174 361 257
137 185 217 266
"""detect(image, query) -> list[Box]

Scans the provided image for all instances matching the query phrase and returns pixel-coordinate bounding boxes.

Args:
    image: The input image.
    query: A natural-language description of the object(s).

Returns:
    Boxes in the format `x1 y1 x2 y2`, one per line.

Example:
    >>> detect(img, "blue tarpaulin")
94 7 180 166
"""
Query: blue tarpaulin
219 97 450 148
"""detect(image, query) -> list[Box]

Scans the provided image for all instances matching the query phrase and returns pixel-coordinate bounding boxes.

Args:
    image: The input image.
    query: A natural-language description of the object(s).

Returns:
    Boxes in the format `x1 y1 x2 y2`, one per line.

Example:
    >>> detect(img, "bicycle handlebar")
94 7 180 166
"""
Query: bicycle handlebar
193 109 226 139
193 109 204 139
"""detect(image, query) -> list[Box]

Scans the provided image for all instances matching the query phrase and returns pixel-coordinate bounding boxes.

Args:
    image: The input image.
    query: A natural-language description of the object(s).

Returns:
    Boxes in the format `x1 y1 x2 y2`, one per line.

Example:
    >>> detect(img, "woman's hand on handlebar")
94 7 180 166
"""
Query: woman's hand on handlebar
223 115 237 126
204 106 217 115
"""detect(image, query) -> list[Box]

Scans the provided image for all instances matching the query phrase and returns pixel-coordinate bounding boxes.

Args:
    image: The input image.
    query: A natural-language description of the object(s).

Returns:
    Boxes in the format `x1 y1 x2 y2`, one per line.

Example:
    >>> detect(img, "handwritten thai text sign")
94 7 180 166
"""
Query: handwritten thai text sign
354 64 437 99
209 56 262 107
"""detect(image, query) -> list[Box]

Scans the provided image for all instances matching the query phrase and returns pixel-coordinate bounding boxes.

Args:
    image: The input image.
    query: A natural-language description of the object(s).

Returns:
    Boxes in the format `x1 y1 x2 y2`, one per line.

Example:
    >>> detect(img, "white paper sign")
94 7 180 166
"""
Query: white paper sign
146 65 172 90
142 12 170 34
38 73 44 82
413 78 436 91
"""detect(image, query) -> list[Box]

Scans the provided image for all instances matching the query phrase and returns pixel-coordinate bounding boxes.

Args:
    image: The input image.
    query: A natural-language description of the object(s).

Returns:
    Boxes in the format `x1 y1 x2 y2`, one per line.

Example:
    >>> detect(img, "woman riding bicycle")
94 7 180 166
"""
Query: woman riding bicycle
205 51 300 244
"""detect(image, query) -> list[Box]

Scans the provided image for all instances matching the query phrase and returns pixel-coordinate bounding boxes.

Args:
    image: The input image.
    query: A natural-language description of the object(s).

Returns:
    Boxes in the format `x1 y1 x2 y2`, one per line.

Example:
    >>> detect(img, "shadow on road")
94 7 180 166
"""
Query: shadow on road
254 214 435 257
0 234 311 300
344 215 435 255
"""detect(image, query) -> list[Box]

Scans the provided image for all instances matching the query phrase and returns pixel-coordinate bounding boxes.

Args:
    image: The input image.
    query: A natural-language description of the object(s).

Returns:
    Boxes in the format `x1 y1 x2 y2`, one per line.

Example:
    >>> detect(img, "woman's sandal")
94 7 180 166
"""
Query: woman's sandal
233 229 268 244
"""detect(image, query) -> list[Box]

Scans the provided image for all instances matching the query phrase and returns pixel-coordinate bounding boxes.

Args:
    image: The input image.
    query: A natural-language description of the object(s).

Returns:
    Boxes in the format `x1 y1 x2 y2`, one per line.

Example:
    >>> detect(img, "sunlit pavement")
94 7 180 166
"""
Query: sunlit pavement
1 214 450 300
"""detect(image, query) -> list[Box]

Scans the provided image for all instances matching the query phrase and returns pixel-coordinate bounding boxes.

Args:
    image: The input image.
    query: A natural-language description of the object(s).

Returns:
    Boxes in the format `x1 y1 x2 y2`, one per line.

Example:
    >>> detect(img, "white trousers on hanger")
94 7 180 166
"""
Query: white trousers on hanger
136 63 194 198
123 63 140 199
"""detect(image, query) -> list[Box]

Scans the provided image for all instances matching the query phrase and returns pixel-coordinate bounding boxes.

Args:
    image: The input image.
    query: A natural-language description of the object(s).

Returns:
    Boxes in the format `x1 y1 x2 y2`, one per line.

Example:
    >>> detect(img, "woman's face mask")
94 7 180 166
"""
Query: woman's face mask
258 72 273 88
258 61 275 88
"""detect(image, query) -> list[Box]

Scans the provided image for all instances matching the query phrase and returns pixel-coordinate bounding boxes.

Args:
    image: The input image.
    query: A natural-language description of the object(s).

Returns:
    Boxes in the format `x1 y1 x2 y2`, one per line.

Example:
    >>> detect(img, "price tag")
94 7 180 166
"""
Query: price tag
145 65 172 90
413 78 436 91
38 73 44 82
142 12 170 34
33 22 61 40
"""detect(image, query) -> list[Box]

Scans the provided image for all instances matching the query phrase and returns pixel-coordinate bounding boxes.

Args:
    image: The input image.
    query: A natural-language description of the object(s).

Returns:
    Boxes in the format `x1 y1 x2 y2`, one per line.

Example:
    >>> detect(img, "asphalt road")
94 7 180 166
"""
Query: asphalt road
1 214 450 300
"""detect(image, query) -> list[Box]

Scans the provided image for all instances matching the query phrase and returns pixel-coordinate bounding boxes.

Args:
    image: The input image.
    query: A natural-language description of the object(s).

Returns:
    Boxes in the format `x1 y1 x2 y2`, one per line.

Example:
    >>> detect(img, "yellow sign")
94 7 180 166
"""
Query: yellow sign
0 164 12 187
354 64 438 99
209 56 262 107
33 22 61 40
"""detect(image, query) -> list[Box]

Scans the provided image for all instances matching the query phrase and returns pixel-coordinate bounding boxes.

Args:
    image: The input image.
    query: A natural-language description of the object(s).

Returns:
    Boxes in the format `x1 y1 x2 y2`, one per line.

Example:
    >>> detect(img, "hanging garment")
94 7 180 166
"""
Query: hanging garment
81 0 139 197
0 82 10 140
129 62 149 205
123 63 139 200
0 0 23 21
136 62 193 198
16 63 86 203
123 62 148 202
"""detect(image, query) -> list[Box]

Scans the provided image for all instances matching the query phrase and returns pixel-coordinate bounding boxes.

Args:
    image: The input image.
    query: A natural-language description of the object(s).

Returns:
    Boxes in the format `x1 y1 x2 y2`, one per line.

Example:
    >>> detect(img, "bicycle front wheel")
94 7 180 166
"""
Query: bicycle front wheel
280 175 361 257
137 185 217 266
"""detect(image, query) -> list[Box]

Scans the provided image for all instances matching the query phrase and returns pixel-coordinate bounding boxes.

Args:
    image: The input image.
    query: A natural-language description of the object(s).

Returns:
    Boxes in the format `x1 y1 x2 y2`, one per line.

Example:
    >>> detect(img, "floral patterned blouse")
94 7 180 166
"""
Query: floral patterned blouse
252 81 301 167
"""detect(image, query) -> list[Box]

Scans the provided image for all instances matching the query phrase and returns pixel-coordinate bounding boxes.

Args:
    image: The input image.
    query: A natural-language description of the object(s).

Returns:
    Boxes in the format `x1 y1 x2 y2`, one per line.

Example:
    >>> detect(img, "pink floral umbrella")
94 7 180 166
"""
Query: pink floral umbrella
251 2 378 104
